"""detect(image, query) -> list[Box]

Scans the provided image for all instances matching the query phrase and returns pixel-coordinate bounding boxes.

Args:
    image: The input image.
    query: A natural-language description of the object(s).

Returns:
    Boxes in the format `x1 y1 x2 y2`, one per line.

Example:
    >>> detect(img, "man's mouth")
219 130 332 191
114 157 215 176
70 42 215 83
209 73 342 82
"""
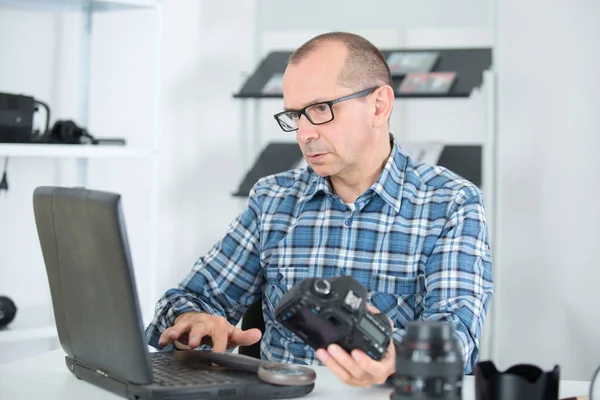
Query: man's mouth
306 153 326 162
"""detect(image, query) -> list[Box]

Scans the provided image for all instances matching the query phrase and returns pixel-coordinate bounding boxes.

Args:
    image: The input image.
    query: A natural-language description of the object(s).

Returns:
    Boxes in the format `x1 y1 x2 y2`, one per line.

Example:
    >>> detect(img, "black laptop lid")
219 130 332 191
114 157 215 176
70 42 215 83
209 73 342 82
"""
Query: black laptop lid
33 186 153 385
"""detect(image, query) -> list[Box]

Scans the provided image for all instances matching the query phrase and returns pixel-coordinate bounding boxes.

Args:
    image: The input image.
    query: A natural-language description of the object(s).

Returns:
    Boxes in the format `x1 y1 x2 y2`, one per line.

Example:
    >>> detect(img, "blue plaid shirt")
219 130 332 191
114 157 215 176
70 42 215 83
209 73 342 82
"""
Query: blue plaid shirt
145 136 493 374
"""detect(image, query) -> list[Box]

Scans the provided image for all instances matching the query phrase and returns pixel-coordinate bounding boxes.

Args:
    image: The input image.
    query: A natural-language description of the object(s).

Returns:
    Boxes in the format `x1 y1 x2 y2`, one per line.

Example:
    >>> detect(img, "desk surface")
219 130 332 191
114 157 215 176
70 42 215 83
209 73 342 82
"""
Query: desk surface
0 349 592 400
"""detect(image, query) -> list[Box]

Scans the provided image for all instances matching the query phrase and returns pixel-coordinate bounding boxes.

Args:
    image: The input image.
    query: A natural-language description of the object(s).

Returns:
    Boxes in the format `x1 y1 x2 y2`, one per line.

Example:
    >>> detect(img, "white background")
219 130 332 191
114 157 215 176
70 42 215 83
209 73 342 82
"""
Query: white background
0 0 599 382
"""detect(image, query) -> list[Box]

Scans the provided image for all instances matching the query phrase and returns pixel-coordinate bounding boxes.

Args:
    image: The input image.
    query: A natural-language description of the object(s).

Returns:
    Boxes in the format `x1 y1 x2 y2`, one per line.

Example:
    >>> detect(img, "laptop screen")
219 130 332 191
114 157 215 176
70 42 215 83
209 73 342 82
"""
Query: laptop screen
33 186 153 385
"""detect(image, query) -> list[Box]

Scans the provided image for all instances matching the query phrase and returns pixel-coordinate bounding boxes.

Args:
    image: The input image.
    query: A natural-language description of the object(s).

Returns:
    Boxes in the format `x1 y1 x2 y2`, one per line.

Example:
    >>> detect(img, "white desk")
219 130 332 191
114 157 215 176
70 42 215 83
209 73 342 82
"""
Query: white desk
0 349 591 400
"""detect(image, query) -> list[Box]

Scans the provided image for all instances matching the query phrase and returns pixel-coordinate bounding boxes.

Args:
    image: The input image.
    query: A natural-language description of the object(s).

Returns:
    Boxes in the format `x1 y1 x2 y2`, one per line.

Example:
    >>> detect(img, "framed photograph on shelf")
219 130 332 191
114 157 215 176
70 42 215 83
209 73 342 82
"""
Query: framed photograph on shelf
398 72 457 94
261 73 284 95
386 51 439 75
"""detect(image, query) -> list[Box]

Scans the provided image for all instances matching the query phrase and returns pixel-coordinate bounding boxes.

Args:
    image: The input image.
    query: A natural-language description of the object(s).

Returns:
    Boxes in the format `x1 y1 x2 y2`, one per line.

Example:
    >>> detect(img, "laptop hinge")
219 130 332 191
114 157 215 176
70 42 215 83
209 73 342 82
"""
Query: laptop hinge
69 355 131 396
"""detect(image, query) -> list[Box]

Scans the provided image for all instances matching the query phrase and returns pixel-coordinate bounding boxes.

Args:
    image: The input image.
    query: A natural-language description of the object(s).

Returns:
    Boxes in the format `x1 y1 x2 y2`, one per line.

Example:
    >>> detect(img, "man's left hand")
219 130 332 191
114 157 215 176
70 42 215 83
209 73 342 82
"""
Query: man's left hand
315 304 396 387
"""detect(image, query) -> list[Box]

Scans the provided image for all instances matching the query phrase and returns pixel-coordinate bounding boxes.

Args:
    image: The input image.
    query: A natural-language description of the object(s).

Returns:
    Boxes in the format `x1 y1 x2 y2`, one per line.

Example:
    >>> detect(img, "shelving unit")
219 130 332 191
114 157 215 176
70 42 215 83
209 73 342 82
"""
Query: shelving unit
234 48 492 99
0 143 154 158
0 0 162 362
232 142 304 197
0 305 56 344
232 0 496 193
233 0 496 183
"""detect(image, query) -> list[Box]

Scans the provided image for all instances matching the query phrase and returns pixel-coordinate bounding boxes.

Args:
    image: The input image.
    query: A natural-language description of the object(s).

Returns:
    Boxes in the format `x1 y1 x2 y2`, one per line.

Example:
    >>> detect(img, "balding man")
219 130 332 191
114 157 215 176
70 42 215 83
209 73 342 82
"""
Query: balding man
145 32 494 387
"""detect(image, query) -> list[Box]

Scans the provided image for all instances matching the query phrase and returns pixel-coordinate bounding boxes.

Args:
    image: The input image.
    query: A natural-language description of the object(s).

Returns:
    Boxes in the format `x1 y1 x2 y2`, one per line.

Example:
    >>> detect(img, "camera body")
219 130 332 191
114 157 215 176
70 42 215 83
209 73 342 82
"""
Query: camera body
275 275 393 361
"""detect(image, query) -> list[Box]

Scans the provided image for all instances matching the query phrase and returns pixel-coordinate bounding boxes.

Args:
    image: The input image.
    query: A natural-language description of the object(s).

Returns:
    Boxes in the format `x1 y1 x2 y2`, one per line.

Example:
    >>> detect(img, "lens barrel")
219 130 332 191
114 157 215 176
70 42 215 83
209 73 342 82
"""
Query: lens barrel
391 321 464 400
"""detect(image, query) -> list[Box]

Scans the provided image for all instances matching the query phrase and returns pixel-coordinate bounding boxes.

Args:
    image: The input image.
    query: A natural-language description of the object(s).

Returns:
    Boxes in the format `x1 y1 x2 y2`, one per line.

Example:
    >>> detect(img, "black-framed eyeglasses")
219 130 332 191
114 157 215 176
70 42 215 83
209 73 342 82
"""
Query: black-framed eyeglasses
273 86 379 132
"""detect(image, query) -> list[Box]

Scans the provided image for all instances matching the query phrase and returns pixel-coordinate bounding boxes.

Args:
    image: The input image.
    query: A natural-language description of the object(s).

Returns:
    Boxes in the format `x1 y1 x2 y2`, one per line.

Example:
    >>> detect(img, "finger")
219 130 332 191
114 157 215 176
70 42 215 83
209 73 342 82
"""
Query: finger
316 347 372 388
158 328 172 347
351 343 396 384
158 334 169 348
327 344 372 382
387 336 396 354
158 322 190 347
210 320 230 353
229 327 262 347
316 348 353 385
350 350 389 383
366 304 394 327
187 324 209 348
366 303 381 314
226 324 237 349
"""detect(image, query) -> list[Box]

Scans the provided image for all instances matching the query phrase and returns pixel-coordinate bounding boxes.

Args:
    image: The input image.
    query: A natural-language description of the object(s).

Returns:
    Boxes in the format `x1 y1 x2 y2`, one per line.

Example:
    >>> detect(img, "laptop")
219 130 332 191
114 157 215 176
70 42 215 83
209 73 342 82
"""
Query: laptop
32 185 315 399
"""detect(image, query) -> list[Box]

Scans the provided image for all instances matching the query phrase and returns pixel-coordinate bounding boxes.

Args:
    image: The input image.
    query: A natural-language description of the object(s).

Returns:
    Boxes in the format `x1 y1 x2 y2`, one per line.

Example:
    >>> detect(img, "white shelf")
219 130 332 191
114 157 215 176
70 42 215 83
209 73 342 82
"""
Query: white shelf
0 325 57 344
0 305 57 344
0 0 156 12
0 143 153 159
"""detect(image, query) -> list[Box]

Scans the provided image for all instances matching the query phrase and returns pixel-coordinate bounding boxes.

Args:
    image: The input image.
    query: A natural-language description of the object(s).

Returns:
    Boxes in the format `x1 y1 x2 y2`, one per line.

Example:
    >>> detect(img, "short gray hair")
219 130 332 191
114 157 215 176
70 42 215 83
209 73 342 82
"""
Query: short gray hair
289 31 392 90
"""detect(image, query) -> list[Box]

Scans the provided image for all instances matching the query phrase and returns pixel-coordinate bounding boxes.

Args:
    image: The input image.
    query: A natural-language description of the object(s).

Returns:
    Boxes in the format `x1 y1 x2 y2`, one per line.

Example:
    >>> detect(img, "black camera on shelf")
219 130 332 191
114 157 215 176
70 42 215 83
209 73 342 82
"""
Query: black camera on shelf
274 275 393 361
0 295 17 328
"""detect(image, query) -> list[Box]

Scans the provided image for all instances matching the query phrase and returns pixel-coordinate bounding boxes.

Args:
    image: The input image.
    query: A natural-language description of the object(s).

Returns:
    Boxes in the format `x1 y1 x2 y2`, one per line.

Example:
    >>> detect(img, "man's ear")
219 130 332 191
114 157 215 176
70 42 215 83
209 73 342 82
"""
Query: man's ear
372 85 395 128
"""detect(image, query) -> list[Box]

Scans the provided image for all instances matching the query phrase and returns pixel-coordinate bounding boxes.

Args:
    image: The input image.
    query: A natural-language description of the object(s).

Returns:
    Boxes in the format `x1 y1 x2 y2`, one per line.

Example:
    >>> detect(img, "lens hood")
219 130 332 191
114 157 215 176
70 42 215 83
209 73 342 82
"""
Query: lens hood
474 360 560 400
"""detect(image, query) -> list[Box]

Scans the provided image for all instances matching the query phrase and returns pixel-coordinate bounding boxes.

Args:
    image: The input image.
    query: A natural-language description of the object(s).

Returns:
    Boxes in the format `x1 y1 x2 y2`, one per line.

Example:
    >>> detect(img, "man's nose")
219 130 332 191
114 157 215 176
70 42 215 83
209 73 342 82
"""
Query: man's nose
296 115 318 143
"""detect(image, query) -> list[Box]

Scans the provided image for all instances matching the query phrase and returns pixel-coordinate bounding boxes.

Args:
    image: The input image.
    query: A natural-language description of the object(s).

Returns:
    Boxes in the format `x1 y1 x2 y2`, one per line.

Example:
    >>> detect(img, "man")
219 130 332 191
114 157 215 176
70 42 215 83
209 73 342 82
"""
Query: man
145 32 494 387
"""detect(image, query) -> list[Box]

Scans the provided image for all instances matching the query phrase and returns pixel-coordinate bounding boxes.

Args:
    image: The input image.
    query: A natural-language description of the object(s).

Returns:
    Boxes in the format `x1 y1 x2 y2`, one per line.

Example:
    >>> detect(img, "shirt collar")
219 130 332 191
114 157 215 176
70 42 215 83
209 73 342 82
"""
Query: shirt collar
369 135 406 213
300 134 406 212
299 169 332 204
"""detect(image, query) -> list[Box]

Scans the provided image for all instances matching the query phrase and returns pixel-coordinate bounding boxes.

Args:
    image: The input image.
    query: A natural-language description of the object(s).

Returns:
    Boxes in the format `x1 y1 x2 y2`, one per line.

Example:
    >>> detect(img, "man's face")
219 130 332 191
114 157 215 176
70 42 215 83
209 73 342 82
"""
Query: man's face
281 43 376 178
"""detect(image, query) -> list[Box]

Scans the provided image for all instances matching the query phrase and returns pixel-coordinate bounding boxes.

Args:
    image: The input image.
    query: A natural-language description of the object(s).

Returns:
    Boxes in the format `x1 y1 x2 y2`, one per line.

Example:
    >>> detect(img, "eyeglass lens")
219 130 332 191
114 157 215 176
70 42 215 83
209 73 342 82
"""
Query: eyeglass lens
277 103 333 131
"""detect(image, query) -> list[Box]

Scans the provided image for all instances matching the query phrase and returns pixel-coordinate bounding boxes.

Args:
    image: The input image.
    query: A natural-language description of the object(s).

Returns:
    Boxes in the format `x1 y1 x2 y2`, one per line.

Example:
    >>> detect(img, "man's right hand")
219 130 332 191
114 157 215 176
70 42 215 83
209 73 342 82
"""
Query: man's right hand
157 312 262 353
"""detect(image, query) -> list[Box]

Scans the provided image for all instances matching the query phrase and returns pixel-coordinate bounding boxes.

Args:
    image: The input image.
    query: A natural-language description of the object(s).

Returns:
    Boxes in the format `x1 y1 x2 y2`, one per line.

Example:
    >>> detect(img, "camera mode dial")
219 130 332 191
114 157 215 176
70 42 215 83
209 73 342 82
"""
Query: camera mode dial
313 279 331 296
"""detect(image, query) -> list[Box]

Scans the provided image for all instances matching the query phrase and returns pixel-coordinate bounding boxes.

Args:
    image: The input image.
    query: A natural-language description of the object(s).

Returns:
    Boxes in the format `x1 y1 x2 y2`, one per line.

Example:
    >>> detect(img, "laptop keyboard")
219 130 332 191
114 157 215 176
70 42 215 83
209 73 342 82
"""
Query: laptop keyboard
151 353 236 387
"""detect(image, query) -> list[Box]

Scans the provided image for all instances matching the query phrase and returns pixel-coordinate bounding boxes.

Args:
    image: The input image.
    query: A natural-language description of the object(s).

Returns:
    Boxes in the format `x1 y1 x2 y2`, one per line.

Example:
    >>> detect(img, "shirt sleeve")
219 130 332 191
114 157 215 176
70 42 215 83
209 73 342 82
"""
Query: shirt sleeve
145 188 264 350
417 191 494 374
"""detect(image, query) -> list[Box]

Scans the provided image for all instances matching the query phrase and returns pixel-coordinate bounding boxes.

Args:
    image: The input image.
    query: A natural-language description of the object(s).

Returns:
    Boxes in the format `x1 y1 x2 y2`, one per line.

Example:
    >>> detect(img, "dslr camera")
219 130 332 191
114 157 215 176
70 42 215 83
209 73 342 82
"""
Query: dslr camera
274 275 393 361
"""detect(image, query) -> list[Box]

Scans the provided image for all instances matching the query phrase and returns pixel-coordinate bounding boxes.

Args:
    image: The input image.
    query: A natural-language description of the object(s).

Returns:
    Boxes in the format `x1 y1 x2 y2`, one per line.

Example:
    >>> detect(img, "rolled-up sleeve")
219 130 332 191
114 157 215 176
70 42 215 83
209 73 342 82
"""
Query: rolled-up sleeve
420 192 494 373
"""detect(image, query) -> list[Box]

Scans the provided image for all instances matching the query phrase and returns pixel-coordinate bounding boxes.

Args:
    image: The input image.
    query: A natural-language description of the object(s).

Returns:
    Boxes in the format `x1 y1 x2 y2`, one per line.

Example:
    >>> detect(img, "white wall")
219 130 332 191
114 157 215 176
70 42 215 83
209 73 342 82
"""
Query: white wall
493 0 600 381
152 0 257 304
2 0 600 383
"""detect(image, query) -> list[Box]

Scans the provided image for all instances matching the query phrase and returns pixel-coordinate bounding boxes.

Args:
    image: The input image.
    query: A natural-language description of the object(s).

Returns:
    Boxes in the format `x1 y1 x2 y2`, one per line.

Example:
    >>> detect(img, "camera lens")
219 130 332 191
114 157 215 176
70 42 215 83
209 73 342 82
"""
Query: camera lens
390 321 463 400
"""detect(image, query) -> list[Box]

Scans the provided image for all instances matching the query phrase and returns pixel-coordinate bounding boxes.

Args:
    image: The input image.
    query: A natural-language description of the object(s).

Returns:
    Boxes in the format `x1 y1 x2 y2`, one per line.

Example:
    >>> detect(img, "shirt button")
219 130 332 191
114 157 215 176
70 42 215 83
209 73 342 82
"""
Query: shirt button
344 218 352 226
